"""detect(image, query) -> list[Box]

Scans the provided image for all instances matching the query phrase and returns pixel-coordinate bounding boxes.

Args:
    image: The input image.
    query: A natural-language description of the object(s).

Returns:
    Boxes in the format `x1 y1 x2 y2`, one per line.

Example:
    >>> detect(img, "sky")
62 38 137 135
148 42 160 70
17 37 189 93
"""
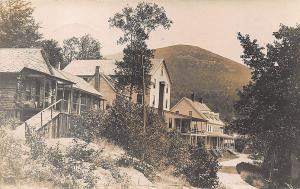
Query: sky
30 0 300 63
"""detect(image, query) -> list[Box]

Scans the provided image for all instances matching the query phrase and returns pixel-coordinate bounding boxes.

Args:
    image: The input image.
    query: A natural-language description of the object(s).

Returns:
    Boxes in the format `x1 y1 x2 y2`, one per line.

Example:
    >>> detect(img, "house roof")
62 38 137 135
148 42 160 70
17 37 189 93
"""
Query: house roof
0 48 69 82
55 69 103 97
163 110 207 122
171 97 225 126
0 48 53 74
63 58 168 77
63 59 117 76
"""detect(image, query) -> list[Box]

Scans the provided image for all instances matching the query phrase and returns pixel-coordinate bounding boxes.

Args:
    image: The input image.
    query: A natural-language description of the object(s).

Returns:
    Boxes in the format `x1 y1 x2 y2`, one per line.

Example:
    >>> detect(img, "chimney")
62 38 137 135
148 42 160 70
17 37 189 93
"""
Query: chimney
191 93 196 101
199 97 203 103
95 66 100 92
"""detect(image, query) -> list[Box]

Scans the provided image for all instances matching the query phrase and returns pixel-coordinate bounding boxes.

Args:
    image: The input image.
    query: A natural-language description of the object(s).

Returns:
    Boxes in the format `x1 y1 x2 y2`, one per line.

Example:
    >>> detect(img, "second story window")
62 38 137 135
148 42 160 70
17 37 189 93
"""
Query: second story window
189 111 192 116
161 66 164 76
153 79 156 88
165 99 168 109
166 84 168 93
175 111 179 114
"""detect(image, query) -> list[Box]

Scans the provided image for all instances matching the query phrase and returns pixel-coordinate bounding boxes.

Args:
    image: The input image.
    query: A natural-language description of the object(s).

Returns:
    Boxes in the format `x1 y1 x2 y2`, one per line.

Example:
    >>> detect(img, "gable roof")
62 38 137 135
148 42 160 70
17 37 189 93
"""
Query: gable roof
171 97 225 126
63 58 170 79
0 48 53 74
63 59 117 76
55 69 103 97
0 48 69 82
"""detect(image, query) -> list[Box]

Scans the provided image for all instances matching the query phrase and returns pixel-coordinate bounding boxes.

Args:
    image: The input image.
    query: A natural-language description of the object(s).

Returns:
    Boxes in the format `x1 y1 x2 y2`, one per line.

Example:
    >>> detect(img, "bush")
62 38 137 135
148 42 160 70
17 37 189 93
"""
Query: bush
70 110 106 143
118 154 156 180
165 131 191 173
101 97 169 169
25 136 97 188
0 128 26 184
183 146 220 188
235 135 248 153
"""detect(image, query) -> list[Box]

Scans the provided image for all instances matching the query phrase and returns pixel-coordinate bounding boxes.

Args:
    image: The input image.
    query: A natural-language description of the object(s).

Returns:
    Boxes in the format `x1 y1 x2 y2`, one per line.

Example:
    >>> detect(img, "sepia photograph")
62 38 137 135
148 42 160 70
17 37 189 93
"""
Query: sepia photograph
0 0 299 188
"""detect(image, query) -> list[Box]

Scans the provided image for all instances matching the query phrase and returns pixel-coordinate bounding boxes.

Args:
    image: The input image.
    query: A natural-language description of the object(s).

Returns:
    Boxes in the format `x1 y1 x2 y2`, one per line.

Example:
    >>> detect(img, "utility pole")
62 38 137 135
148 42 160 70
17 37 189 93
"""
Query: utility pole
142 55 146 134
141 54 147 162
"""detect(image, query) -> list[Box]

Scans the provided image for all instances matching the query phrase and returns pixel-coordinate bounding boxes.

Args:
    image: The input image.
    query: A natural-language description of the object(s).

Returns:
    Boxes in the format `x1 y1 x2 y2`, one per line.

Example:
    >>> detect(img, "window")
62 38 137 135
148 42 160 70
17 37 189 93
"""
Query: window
152 95 155 106
137 94 143 104
153 79 156 88
165 99 168 109
161 66 164 76
168 118 172 129
166 84 168 93
189 111 192 116
175 111 179 114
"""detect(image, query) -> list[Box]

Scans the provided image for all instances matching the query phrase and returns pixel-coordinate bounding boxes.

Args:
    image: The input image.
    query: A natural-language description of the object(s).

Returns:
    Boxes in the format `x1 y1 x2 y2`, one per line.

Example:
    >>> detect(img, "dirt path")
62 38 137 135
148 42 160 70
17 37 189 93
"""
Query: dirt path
218 153 257 189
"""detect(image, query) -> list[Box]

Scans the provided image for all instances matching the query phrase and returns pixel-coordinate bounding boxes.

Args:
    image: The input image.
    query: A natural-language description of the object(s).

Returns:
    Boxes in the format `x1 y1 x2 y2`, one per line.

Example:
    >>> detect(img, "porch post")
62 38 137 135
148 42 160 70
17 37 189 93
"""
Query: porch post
42 78 46 109
78 92 82 114
62 84 65 112
69 85 73 114
54 81 58 107
180 119 182 133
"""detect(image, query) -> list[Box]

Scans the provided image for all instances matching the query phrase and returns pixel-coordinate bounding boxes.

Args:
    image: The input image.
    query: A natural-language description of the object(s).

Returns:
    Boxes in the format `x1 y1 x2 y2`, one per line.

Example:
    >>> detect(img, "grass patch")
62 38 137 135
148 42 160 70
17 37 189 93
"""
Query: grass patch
236 162 267 189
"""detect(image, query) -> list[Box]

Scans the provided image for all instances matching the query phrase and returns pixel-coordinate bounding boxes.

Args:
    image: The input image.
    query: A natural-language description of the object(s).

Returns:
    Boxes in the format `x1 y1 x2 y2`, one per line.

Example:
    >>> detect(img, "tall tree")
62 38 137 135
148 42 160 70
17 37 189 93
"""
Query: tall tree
231 25 300 187
39 39 63 68
62 34 102 68
0 0 42 47
109 2 172 98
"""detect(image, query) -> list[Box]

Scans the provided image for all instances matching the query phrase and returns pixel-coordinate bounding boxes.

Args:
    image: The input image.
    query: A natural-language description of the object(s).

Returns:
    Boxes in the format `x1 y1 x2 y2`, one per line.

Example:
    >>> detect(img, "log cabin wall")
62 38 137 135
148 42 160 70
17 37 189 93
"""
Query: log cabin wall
0 73 19 119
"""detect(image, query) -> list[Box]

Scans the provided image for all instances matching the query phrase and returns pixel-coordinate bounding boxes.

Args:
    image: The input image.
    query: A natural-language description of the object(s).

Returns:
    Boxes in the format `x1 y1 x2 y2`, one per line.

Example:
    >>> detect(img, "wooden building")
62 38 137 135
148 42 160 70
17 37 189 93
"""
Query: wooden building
0 49 72 121
0 48 104 139
169 95 235 150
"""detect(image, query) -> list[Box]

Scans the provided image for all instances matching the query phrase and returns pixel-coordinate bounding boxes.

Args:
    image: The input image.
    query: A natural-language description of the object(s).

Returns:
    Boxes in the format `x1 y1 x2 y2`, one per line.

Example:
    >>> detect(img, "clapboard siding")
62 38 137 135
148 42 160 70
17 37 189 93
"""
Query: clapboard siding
0 74 17 110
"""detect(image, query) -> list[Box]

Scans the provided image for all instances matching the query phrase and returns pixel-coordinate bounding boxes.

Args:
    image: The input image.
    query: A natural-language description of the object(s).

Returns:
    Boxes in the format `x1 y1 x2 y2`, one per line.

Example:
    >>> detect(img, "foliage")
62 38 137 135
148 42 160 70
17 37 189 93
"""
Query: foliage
118 154 155 180
234 135 248 153
101 97 169 168
26 136 97 188
0 128 26 184
69 110 105 143
74 97 220 187
182 146 220 188
230 25 300 187
165 131 191 173
38 39 64 68
0 0 42 47
62 34 102 68
109 2 172 97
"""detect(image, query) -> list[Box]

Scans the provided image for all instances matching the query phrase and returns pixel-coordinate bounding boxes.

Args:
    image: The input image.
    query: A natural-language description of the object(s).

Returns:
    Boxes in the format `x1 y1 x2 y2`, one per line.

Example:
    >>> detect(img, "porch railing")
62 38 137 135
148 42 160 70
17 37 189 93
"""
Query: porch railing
24 99 70 140
24 98 95 140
